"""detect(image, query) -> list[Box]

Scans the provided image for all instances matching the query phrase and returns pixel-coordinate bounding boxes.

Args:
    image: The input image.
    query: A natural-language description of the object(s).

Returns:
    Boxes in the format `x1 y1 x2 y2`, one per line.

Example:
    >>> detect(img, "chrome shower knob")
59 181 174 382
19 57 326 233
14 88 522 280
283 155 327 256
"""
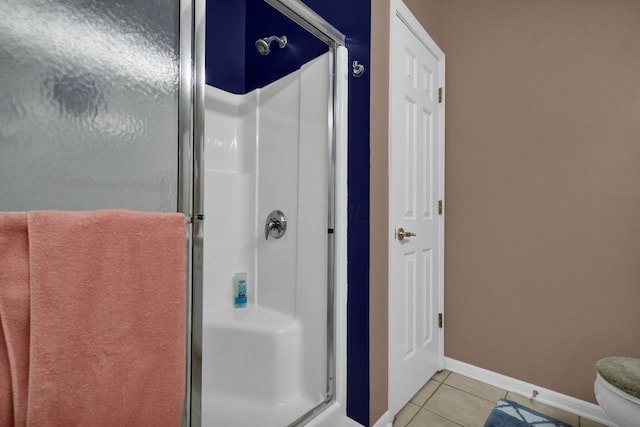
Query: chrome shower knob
265 210 287 240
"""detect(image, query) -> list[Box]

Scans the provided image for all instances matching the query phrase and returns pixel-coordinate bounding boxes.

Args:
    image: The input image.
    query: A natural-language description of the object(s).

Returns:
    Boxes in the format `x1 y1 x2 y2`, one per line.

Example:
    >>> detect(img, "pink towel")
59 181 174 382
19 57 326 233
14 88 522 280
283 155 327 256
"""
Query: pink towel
0 213 30 427
0 210 186 427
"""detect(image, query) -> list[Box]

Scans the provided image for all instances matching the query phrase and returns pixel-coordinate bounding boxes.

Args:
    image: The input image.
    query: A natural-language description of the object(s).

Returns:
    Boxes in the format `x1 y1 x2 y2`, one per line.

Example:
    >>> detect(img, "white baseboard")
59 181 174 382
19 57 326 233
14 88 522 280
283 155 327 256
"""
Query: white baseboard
344 417 365 427
445 358 614 426
371 410 393 427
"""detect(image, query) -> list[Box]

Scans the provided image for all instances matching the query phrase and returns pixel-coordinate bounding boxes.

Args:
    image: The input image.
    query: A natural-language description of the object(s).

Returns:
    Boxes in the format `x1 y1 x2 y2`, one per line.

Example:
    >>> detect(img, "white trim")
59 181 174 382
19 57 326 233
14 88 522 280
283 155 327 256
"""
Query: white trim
445 358 615 426
371 411 393 427
343 414 365 427
306 403 364 427
392 0 445 60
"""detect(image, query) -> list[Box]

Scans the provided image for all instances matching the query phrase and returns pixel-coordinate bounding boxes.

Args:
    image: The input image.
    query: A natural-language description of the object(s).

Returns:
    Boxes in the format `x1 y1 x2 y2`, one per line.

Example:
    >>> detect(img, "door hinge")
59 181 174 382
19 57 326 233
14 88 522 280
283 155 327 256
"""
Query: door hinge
438 87 443 103
438 313 443 329
438 200 443 215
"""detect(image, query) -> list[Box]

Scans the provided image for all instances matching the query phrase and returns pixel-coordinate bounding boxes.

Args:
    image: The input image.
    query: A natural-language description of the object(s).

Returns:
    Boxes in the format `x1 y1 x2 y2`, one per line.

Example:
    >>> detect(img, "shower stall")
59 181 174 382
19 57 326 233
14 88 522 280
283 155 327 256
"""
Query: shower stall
197 1 349 425
0 0 349 425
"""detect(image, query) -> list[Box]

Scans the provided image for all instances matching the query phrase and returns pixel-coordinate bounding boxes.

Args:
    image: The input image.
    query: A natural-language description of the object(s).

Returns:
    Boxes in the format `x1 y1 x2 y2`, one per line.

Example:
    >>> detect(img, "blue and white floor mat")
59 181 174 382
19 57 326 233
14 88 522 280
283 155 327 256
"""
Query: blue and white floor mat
484 399 573 427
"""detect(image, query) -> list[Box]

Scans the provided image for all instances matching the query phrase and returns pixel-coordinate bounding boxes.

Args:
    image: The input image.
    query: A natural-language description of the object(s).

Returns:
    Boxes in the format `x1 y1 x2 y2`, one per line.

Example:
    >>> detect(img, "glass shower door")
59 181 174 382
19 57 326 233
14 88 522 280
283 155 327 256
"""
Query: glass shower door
0 1 197 424
0 0 183 212
200 1 345 425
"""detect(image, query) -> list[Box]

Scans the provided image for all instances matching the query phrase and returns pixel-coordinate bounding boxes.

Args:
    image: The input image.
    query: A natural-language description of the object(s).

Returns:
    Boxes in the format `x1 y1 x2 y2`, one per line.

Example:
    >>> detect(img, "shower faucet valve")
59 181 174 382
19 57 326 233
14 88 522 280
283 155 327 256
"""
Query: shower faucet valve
265 210 287 240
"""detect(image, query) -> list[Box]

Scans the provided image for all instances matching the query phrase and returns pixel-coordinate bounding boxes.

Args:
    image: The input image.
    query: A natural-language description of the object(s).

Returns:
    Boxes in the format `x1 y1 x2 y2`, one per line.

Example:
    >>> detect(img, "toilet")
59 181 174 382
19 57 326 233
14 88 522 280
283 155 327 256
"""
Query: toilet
594 356 640 427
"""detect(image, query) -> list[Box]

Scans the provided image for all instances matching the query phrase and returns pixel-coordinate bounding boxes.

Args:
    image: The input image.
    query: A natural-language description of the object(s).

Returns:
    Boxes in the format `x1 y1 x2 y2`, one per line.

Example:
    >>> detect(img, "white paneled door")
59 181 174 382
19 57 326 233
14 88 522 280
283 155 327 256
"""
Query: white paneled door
389 1 445 417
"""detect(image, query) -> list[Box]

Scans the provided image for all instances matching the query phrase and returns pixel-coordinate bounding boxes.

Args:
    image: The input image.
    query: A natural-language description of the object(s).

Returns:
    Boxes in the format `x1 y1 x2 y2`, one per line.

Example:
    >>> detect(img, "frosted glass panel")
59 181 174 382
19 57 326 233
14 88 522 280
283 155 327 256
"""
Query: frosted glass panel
0 0 180 212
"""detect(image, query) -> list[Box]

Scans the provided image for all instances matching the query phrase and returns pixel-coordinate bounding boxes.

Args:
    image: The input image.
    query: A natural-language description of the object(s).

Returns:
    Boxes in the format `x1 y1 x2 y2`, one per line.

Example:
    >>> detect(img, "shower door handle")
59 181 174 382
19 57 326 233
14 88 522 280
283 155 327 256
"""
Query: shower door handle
265 210 287 240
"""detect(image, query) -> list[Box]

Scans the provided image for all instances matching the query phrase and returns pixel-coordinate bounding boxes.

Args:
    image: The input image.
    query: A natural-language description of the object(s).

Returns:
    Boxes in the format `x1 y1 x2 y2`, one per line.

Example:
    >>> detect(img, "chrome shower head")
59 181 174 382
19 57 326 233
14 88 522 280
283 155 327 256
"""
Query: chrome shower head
255 39 271 55
255 35 287 55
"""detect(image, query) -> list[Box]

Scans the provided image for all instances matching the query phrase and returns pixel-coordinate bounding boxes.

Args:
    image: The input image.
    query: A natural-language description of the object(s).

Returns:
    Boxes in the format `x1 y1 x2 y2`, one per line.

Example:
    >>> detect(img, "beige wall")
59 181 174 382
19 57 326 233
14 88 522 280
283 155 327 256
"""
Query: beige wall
441 0 640 403
370 0 640 419
403 0 446 48
369 0 390 423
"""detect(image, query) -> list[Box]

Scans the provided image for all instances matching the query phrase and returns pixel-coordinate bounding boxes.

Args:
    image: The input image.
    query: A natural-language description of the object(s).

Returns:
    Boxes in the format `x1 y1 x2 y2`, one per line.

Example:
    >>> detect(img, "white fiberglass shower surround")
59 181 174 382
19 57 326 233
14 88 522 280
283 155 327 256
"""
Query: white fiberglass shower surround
196 1 349 426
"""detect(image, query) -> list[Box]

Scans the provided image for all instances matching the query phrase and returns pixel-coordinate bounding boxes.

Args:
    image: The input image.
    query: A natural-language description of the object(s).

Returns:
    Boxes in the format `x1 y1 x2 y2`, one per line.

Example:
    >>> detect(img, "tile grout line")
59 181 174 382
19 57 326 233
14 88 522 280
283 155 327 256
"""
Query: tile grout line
421 407 465 427
403 371 599 427
419 377 468 427
404 372 449 427
424 383 481 427
441 381 506 406
405 371 499 427
425 372 506 427
405 380 443 426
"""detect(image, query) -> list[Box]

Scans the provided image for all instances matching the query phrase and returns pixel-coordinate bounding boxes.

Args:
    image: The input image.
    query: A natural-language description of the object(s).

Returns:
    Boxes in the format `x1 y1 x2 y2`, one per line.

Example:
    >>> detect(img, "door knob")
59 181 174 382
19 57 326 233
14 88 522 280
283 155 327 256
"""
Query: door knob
396 227 416 241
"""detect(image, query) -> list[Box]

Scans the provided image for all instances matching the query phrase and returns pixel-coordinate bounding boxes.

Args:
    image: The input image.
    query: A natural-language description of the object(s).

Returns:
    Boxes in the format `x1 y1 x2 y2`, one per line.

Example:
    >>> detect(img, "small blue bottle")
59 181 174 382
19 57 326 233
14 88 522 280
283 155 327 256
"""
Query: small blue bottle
234 272 247 308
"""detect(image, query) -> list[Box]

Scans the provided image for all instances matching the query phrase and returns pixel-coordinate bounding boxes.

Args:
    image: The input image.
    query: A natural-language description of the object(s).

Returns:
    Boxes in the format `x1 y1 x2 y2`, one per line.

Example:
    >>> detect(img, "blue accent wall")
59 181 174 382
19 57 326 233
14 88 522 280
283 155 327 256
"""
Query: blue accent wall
300 3 372 425
206 1 371 424
205 0 246 93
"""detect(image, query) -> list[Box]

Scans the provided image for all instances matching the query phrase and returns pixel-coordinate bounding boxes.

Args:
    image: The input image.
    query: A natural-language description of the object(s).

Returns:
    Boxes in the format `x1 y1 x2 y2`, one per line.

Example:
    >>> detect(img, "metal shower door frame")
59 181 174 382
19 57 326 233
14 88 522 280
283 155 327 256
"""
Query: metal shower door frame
178 0 204 425
184 0 346 426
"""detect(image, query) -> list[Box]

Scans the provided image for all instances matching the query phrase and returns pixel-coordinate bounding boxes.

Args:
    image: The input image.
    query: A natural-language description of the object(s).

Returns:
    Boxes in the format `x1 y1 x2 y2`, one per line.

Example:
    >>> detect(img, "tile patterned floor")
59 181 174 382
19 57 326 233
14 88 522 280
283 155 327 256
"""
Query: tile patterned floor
393 370 609 427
